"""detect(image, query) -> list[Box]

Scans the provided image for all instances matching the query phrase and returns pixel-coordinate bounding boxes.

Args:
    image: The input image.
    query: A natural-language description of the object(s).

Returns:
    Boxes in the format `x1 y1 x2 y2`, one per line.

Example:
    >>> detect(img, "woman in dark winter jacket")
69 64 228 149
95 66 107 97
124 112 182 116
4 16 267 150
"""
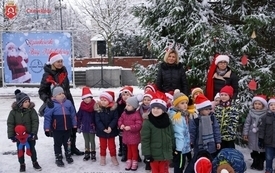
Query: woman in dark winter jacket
205 54 239 101
156 49 189 96
38 52 83 156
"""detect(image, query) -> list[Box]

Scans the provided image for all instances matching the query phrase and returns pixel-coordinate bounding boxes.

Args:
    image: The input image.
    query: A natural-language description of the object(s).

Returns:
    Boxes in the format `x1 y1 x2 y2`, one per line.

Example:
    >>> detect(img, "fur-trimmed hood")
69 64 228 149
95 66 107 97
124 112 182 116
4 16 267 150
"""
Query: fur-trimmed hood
11 101 35 110
94 101 117 112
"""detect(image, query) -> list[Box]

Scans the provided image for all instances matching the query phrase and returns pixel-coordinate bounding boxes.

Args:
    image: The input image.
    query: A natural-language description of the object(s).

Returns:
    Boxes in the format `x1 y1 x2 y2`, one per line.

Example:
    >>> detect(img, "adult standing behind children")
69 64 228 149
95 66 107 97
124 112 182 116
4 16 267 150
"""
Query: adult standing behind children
38 52 83 156
205 54 239 101
7 89 41 172
156 49 189 95
44 86 77 167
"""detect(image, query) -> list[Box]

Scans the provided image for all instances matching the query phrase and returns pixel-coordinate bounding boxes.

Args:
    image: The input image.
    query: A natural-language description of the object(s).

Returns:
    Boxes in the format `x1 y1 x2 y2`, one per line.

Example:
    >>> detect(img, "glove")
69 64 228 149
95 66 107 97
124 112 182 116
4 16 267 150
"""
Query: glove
72 128 77 134
45 131 51 137
29 133 37 140
190 144 194 149
172 150 182 163
144 155 154 163
46 99 54 108
9 136 18 143
258 138 264 149
188 95 194 106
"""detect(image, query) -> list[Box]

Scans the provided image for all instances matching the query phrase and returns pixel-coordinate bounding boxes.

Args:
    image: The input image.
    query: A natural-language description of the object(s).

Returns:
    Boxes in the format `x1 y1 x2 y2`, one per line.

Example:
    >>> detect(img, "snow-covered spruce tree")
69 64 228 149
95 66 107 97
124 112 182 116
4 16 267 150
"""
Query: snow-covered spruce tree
133 0 219 88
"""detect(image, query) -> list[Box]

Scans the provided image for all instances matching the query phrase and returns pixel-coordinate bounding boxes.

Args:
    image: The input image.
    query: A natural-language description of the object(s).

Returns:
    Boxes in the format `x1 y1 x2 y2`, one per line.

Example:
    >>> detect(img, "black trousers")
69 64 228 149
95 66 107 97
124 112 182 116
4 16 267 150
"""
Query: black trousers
53 130 71 155
17 140 37 164
173 153 186 173
221 140 235 149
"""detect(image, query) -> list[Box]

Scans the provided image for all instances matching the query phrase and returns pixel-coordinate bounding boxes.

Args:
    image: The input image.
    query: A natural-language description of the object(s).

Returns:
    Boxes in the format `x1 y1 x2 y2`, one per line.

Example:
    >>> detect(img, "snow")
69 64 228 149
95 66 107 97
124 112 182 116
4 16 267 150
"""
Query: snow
73 66 123 71
0 87 268 173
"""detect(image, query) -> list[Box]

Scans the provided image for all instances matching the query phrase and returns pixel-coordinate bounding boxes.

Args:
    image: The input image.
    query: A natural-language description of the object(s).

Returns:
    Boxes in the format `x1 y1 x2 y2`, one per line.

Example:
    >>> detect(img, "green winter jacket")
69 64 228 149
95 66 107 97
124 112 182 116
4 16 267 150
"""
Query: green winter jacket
7 102 39 138
214 105 239 141
141 118 174 161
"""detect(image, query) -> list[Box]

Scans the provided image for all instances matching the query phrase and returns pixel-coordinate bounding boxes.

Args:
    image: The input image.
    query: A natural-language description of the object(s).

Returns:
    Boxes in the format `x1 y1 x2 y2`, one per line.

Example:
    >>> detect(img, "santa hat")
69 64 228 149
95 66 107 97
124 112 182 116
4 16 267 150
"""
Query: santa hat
173 89 189 107
215 55 230 65
144 90 156 100
47 52 64 65
144 84 157 93
82 86 93 100
194 157 212 173
165 91 174 100
195 94 212 111
191 87 204 99
217 163 234 173
220 86 234 98
100 91 115 103
268 97 275 105
120 86 133 96
214 92 220 100
5 42 17 52
252 95 267 108
150 98 167 112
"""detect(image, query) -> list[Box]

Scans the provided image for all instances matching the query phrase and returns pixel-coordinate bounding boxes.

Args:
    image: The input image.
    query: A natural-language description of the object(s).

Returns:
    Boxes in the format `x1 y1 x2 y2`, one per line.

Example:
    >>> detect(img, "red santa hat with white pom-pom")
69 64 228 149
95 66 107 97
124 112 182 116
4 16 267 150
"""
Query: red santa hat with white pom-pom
47 52 64 65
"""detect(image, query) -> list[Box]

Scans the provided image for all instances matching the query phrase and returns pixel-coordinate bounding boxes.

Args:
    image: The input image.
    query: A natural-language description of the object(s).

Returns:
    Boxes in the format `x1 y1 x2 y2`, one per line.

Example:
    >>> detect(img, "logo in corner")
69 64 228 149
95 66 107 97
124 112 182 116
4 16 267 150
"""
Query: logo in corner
4 0 18 19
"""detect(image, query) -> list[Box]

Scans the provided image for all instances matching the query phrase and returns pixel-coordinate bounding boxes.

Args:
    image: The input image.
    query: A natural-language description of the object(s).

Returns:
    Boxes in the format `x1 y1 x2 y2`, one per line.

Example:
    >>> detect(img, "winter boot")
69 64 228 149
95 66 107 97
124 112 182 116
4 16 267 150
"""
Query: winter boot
118 136 123 157
125 159 132 171
257 152 265 171
111 156 119 166
250 151 258 169
19 163 26 172
145 161 151 170
83 151 90 161
33 161 42 171
121 144 127 162
91 151 96 162
70 135 84 155
65 152 74 164
131 160 138 171
55 154 65 167
100 156 106 166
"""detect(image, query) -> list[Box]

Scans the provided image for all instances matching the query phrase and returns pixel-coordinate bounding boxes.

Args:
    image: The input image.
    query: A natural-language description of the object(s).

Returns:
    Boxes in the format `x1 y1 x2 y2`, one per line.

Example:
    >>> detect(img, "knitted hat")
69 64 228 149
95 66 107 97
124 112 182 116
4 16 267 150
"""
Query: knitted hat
215 55 230 65
120 86 133 96
82 86 93 100
214 92 220 100
220 86 234 98
100 91 115 103
47 52 63 65
173 89 189 107
217 163 235 173
165 91 174 100
252 95 267 108
126 96 140 109
150 98 167 112
144 90 156 99
15 89 30 107
195 94 212 111
52 86 64 97
144 84 157 93
191 87 204 99
268 97 275 105
194 157 212 173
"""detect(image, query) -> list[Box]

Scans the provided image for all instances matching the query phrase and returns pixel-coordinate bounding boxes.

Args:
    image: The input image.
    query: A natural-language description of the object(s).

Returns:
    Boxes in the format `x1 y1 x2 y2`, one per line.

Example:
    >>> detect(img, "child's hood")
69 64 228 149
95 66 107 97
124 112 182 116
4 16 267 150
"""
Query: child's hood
94 101 117 112
11 101 35 110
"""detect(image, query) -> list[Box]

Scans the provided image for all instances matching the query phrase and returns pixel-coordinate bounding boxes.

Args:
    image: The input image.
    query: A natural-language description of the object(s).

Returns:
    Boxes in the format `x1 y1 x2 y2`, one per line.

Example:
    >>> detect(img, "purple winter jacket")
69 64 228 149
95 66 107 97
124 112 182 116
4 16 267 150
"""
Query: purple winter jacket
76 100 96 133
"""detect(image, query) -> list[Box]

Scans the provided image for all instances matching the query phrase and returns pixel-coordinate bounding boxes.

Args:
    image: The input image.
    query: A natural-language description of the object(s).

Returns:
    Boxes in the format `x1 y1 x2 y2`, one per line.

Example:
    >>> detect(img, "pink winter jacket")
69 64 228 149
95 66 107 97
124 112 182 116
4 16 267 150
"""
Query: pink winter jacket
118 110 142 145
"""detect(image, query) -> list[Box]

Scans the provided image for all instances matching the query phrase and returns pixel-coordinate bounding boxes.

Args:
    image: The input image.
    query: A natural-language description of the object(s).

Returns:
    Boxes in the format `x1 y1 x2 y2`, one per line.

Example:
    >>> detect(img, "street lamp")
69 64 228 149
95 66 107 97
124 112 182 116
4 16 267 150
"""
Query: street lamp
55 0 66 30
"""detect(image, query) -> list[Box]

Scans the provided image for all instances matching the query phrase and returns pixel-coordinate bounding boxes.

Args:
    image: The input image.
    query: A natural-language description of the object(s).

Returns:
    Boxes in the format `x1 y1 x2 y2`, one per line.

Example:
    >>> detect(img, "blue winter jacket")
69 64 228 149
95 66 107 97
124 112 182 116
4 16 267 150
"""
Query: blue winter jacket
212 148 247 173
189 114 221 154
44 99 77 131
167 107 191 154
94 103 119 138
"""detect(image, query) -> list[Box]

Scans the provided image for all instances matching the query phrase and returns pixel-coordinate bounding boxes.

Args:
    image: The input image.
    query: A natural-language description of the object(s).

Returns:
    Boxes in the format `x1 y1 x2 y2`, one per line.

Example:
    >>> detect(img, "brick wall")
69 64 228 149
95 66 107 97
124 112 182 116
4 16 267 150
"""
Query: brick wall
74 56 158 68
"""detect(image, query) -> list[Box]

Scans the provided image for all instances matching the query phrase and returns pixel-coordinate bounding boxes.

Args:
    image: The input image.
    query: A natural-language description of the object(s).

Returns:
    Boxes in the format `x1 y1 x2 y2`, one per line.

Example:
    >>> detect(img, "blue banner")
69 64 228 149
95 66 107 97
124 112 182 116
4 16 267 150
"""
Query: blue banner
2 31 72 84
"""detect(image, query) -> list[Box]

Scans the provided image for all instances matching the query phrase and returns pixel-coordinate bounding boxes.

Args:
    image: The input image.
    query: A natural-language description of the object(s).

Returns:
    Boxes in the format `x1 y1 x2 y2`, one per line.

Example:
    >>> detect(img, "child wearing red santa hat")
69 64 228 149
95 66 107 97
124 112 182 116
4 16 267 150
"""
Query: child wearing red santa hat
94 91 119 166
213 85 239 149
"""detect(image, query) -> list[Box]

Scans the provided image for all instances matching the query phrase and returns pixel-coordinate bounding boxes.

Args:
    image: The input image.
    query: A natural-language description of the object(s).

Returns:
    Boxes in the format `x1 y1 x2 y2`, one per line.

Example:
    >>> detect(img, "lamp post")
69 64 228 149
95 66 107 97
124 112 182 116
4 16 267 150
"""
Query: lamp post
59 0 63 30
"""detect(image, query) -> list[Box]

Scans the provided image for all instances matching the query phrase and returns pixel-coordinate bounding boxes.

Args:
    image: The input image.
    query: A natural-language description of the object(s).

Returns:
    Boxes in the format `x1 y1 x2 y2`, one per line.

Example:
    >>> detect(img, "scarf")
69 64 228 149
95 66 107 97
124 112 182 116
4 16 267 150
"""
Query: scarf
249 108 267 133
148 112 170 128
198 115 214 150
125 109 136 115
139 104 150 115
216 68 228 76
80 100 95 112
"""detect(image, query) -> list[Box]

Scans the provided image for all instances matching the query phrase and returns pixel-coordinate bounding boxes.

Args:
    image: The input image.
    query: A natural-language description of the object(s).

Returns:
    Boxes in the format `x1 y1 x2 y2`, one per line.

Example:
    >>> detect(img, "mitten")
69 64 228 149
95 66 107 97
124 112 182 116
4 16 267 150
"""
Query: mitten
46 99 54 108
172 150 181 163
258 138 264 149
30 133 37 140
144 155 154 163
9 136 18 143
45 131 51 137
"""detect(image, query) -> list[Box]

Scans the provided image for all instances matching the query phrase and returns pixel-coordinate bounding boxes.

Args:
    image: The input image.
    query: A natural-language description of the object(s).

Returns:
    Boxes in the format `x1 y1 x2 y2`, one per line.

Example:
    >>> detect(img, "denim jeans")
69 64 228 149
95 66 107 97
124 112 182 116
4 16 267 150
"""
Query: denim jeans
265 147 275 172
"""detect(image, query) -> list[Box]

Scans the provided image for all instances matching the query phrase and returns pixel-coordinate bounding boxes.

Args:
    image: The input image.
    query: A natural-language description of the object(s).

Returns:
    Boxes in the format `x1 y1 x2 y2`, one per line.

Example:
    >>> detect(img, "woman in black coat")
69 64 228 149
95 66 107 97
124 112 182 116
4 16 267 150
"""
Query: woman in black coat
156 49 189 95
38 52 84 156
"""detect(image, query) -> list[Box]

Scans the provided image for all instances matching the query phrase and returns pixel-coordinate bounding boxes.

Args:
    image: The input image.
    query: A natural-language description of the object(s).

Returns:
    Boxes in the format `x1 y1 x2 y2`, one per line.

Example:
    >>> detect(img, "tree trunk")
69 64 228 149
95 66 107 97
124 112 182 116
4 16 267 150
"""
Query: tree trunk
107 40 113 65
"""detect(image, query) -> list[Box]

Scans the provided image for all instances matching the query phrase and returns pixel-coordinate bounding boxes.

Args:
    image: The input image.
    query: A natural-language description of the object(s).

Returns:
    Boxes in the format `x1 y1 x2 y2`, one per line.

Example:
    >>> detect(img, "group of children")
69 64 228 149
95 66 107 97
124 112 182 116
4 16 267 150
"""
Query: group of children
6 83 275 173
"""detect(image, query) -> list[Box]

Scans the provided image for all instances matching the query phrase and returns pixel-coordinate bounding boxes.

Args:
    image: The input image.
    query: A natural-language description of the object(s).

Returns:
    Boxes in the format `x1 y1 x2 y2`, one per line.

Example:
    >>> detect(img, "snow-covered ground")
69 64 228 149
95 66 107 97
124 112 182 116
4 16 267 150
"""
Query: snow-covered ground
0 87 267 173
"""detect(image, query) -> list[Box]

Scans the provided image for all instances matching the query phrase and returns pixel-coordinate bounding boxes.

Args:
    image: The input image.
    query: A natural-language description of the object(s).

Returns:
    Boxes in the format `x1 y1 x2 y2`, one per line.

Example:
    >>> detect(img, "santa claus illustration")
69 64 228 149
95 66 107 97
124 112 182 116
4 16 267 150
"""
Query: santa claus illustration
6 41 32 83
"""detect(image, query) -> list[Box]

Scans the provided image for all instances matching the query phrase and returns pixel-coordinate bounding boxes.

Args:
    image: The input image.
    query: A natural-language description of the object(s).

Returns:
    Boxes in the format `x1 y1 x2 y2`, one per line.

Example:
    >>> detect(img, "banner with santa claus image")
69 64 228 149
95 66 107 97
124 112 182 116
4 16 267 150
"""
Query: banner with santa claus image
2 31 73 85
